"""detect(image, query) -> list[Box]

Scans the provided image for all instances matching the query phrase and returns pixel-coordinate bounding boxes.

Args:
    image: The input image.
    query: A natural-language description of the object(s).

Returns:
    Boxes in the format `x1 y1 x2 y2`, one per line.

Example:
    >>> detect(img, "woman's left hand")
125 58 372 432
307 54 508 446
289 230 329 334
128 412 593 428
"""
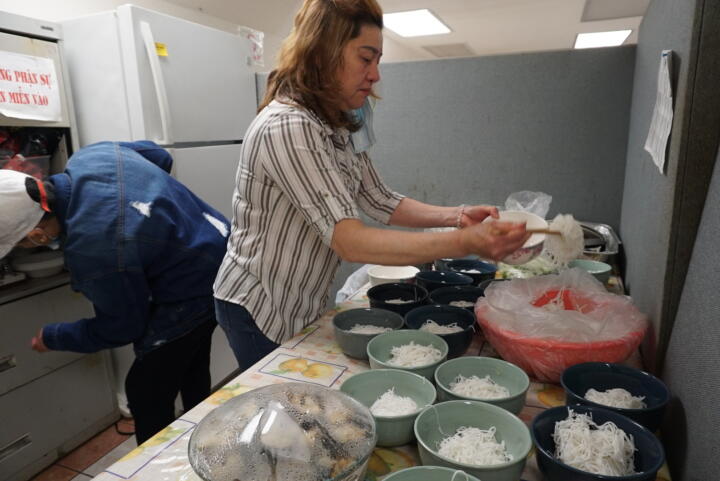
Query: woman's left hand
459 205 500 228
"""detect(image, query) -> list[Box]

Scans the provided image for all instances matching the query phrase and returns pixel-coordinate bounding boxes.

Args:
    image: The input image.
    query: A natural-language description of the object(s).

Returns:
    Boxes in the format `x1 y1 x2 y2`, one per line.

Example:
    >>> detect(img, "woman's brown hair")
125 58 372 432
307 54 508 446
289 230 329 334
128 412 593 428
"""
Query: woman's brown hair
259 0 383 130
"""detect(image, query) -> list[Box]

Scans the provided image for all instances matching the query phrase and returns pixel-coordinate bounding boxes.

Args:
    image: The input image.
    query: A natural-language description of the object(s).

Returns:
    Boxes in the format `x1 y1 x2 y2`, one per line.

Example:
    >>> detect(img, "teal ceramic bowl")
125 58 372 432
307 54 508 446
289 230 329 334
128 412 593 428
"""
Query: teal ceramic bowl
367 330 449 381
414 400 532 481
434 357 530 414
340 369 436 446
383 466 481 481
333 308 405 360
568 259 612 284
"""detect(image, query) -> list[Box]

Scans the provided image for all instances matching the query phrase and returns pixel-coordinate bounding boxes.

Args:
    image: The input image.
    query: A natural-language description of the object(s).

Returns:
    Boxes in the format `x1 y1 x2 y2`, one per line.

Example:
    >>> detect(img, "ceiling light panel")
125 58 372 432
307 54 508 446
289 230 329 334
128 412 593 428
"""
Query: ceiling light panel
574 30 632 49
383 9 451 38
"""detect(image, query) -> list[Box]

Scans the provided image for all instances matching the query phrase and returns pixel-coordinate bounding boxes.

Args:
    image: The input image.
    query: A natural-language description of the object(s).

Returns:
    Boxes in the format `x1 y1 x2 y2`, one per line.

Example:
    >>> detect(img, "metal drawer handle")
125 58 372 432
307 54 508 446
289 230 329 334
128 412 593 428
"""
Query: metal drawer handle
0 355 16 373
0 433 32 463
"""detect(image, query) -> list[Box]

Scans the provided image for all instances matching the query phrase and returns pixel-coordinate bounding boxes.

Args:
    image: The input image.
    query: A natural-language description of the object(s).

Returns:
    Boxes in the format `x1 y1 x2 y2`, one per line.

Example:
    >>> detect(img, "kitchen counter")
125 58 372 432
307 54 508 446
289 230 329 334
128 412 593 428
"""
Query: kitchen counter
0 271 70 306
88 284 671 481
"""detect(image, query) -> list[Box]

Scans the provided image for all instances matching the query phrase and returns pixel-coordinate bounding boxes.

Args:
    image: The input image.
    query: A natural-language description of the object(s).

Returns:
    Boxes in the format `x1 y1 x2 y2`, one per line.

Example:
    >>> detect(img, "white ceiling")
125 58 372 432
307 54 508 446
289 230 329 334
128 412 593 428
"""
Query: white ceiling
163 0 651 65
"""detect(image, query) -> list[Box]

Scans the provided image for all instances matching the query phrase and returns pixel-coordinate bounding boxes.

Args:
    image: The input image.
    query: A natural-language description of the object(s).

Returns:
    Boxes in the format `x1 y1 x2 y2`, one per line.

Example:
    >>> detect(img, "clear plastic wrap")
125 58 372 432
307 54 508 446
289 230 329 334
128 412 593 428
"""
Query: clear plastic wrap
475 269 647 382
188 383 376 481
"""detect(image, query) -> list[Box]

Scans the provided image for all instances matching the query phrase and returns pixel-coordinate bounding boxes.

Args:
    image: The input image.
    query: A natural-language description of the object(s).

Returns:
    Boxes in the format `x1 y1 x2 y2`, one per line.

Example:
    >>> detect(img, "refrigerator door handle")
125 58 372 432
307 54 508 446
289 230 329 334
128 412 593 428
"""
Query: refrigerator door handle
139 21 173 145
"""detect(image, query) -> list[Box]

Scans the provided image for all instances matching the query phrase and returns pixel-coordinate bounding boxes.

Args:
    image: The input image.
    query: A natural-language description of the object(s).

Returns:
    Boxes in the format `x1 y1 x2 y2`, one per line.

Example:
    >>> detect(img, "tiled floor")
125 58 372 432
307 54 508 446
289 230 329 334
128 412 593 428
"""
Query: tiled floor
29 418 137 481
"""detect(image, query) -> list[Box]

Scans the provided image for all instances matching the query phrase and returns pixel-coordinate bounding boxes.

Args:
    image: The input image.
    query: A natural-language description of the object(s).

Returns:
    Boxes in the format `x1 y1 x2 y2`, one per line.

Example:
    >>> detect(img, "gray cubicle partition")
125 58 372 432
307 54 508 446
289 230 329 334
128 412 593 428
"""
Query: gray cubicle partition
619 0 720 371
370 47 635 228
661 146 720 479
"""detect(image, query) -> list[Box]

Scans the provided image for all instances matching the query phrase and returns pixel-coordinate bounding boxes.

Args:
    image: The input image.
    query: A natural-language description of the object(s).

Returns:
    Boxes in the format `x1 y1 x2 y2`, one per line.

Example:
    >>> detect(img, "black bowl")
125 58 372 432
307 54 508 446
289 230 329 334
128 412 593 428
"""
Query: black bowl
332 308 405 359
415 270 473 293
404 304 475 358
532 405 665 481
561 362 670 433
429 285 486 313
477 278 510 291
367 282 429 316
445 259 497 285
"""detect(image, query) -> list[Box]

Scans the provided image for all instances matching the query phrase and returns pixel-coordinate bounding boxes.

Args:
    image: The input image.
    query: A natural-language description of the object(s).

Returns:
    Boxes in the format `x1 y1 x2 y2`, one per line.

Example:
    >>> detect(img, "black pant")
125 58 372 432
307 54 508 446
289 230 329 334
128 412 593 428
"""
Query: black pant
125 317 216 444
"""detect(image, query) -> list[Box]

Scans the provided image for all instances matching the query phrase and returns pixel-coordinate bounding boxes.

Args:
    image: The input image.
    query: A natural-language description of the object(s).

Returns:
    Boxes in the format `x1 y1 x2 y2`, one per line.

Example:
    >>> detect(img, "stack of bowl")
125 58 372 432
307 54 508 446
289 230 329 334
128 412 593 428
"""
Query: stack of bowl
368 265 420 286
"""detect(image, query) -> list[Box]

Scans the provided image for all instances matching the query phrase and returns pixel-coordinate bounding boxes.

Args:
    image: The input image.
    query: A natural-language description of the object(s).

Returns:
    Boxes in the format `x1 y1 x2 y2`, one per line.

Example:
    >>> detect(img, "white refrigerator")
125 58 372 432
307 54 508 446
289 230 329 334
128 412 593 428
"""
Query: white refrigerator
61 4 256 413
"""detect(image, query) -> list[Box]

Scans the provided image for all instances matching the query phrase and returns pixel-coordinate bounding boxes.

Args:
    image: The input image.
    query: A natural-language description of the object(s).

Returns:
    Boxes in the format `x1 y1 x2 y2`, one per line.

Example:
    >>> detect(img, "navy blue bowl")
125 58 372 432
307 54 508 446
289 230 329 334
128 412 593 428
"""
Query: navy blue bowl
404 304 475 358
532 405 665 481
367 282 429 317
477 278 510 291
428 285 486 313
445 259 497 285
561 362 670 433
415 270 473 293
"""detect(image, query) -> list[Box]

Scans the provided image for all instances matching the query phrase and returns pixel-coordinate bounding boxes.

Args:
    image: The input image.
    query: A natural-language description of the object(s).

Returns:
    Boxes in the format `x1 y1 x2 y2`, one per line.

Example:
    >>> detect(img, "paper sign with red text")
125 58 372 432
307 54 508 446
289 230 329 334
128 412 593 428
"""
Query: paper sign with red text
0 51 61 122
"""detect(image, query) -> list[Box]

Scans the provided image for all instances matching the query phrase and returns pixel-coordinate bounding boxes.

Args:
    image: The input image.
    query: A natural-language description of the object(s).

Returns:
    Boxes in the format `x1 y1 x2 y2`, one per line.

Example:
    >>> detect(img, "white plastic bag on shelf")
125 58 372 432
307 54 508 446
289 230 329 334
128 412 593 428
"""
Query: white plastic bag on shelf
504 191 552 217
335 264 371 304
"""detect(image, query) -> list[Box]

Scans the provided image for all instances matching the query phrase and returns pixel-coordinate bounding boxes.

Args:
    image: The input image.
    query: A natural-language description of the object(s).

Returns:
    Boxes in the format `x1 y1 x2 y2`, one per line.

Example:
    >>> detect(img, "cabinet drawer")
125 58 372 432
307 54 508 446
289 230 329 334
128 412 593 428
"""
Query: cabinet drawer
0 285 94 395
0 353 117 481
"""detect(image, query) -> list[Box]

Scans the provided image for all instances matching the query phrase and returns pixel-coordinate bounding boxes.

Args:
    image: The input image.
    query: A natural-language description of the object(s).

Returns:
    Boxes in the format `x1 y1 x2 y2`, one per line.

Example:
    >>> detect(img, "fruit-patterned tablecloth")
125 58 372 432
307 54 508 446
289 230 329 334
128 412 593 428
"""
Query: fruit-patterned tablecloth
90 285 671 481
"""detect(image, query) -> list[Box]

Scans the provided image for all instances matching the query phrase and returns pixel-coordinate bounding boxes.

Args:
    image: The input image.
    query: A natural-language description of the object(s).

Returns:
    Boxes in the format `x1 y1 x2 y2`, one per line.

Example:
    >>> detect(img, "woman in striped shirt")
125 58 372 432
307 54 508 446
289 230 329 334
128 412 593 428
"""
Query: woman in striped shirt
213 0 530 370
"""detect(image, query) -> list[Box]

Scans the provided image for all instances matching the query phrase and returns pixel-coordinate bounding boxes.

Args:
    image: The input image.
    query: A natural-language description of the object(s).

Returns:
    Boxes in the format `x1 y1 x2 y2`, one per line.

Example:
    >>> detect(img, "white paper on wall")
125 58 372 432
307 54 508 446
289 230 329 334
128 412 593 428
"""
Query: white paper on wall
643 50 674 174
0 50 61 122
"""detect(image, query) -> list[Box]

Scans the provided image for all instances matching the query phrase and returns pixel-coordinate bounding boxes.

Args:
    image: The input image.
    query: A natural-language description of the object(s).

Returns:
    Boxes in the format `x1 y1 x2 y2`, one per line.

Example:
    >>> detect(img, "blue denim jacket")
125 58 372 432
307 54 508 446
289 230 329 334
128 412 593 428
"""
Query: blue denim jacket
42 141 229 355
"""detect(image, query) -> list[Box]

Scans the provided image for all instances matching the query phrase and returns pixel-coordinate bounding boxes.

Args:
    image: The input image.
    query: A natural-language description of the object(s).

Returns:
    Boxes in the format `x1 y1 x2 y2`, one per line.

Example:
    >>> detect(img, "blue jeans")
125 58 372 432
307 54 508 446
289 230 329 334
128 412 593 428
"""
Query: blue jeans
214 298 279 372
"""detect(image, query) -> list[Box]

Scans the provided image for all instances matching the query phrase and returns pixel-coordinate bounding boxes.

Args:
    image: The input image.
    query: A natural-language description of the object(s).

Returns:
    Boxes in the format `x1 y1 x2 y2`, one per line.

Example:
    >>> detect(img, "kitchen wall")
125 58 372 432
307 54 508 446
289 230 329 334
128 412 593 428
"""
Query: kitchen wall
619 0 720 372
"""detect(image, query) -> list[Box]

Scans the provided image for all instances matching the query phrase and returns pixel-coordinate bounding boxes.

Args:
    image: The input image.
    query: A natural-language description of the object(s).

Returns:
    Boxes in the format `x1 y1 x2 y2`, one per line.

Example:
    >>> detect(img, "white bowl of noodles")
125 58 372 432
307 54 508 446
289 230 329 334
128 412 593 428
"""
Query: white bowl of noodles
485 210 547 265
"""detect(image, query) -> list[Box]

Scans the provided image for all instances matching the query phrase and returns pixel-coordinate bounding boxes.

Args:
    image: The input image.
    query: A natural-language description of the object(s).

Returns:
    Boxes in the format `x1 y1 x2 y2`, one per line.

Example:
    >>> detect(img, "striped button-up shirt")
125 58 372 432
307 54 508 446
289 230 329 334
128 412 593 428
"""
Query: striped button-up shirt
214 100 404 343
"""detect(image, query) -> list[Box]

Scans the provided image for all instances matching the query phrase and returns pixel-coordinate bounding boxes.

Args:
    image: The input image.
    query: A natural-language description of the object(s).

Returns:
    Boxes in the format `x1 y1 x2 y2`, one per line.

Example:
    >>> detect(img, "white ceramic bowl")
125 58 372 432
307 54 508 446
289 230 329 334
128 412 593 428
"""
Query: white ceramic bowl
368 265 420 287
486 210 547 265
11 251 65 278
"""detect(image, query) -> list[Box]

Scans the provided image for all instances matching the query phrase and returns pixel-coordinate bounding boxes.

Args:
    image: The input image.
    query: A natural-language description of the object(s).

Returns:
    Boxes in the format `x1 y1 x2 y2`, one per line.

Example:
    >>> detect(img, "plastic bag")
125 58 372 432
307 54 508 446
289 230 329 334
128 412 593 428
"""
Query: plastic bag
504 191 552 218
475 268 647 382
335 264 371 304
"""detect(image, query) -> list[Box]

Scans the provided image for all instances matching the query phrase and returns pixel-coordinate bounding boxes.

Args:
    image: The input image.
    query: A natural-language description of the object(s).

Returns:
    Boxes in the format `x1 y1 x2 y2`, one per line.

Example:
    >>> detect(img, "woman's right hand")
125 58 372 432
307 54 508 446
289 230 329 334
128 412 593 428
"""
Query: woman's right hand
459 221 531 261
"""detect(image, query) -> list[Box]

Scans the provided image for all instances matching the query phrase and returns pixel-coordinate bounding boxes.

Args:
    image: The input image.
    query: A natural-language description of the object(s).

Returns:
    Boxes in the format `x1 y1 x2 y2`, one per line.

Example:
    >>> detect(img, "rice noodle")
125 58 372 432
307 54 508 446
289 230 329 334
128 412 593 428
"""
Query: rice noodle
585 388 647 409
370 388 418 417
449 300 475 308
449 374 510 399
388 341 443 367
420 319 464 334
385 298 414 304
553 409 637 476
438 426 513 466
544 214 584 267
346 324 393 334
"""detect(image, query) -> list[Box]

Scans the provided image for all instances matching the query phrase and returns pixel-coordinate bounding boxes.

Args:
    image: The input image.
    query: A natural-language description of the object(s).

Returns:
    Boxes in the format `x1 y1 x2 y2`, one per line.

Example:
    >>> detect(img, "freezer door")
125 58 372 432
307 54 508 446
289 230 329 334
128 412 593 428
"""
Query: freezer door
118 5 256 144
169 144 241 221
0 31 73 128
